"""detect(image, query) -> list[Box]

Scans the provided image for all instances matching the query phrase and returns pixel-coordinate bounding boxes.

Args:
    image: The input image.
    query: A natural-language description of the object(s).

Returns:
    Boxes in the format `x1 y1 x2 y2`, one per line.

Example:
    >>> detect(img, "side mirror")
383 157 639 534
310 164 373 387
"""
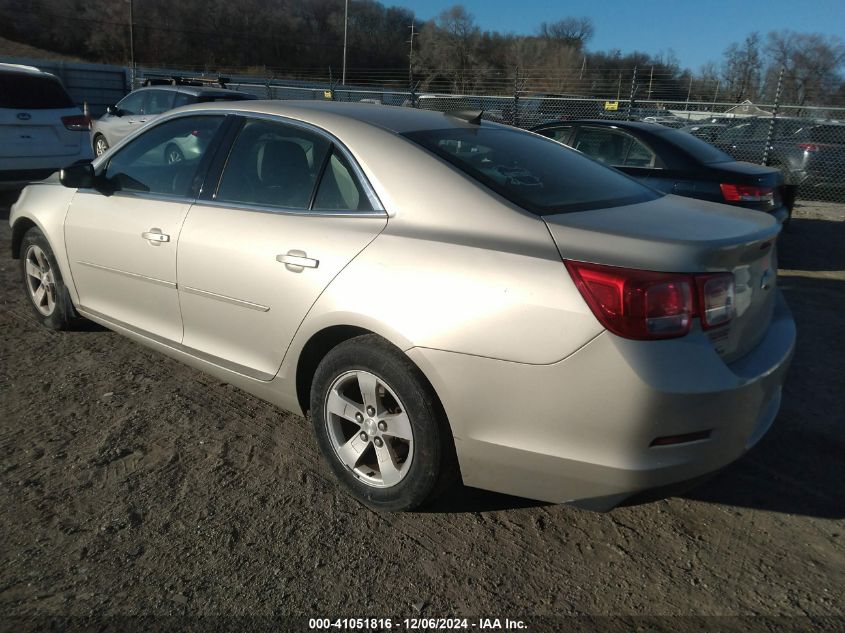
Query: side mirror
106 105 122 116
60 163 95 189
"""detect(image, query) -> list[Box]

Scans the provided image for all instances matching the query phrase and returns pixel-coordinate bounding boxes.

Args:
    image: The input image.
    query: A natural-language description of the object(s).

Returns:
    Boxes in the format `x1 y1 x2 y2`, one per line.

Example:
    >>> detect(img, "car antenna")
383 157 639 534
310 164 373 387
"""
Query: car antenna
446 109 483 125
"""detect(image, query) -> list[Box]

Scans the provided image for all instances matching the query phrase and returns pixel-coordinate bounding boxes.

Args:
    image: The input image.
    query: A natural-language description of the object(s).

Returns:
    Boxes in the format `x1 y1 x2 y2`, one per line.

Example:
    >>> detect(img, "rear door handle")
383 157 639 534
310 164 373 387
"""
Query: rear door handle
142 228 170 245
276 250 318 272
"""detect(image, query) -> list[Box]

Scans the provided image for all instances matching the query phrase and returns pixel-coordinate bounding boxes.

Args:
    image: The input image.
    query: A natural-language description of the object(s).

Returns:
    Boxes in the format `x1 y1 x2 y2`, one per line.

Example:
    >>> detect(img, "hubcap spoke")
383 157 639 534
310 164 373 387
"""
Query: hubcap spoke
356 371 380 415
33 285 46 306
375 442 403 487
381 411 413 441
34 248 48 271
336 433 369 470
326 390 364 424
25 260 41 279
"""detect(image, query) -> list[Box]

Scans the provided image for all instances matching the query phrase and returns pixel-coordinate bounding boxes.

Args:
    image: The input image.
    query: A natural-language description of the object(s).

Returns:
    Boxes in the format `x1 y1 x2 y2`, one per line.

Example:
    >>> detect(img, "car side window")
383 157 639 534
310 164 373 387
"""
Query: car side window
623 137 659 168
313 149 373 211
173 92 193 108
541 126 573 144
573 128 633 166
215 119 331 209
116 91 144 116
573 127 658 168
145 89 175 115
103 115 224 197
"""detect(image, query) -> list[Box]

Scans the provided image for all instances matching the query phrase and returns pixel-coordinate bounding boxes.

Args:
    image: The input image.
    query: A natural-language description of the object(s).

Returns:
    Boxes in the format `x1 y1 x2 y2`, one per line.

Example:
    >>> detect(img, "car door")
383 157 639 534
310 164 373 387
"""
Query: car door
177 117 387 379
64 114 226 342
104 91 147 144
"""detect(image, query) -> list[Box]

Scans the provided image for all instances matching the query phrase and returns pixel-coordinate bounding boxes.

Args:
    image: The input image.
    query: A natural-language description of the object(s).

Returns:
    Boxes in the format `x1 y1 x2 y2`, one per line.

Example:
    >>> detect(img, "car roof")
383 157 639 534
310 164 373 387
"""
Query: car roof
130 85 255 98
0 62 58 78
535 119 677 133
169 100 502 134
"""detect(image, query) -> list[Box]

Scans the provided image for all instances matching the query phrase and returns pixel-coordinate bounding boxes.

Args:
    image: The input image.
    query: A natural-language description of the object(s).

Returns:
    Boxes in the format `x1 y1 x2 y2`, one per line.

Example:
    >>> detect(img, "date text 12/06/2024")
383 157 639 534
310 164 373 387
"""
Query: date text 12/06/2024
308 618 528 630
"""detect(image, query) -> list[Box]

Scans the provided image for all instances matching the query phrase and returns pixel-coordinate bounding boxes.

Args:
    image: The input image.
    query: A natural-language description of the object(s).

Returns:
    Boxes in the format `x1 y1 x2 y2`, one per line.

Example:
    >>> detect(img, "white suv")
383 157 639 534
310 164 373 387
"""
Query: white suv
0 63 94 190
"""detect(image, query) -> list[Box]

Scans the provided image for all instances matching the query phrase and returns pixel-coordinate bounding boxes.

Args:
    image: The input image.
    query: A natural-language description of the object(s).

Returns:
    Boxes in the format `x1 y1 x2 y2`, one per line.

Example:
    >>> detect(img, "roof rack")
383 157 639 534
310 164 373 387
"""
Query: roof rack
140 74 230 89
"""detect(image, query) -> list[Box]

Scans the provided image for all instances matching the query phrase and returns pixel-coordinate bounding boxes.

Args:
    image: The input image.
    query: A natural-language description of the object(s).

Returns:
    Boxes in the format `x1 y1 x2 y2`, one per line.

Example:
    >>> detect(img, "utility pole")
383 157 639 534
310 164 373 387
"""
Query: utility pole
342 0 349 85
408 21 416 87
647 65 653 100
126 0 136 88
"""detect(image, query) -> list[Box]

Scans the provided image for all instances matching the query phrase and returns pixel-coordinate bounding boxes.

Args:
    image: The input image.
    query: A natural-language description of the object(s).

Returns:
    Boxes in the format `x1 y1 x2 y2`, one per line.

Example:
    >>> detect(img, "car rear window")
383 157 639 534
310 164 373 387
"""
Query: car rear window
0 72 75 109
656 127 734 164
404 127 659 215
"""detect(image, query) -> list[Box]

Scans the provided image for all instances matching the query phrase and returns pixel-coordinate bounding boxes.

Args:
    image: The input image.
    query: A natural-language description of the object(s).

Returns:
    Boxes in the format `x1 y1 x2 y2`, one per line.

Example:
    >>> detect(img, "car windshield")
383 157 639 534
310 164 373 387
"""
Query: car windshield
0 73 75 109
658 127 735 164
404 127 659 215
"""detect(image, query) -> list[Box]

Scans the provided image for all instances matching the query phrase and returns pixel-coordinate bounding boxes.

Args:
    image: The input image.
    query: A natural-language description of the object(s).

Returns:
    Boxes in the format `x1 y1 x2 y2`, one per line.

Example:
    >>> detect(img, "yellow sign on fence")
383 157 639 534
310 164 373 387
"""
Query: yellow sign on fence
604 101 619 111
323 90 333 100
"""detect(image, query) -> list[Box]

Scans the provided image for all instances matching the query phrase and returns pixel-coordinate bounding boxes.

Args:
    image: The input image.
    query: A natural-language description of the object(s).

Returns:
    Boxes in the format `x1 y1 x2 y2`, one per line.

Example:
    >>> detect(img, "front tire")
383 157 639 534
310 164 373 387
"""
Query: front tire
310 334 457 511
20 227 78 330
93 134 109 157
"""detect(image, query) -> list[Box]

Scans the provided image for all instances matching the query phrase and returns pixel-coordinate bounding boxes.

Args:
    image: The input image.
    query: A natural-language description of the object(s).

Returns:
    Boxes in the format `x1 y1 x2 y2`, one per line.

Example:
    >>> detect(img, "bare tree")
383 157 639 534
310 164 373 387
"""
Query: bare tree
721 33 762 102
538 17 594 49
765 30 845 105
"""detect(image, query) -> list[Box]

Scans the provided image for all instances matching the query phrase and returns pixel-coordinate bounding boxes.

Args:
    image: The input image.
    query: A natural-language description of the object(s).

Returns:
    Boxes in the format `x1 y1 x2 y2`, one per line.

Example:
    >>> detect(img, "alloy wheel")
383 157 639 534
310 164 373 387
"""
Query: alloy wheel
324 370 414 488
24 245 57 316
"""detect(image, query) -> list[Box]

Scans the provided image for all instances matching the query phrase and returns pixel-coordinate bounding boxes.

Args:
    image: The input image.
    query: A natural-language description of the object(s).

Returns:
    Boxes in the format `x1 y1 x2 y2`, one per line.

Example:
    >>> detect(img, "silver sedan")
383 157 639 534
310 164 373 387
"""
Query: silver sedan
9 101 795 511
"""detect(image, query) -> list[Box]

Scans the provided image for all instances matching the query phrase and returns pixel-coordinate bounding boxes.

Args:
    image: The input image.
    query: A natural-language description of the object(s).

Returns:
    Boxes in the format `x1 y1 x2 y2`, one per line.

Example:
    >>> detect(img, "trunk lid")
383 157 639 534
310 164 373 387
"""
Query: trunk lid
0 107 85 158
544 194 781 361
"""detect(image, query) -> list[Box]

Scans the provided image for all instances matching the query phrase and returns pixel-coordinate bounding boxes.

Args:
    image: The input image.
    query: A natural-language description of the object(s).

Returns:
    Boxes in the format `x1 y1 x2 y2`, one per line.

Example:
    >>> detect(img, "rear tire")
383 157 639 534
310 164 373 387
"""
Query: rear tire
310 334 458 511
20 227 78 330
165 143 184 164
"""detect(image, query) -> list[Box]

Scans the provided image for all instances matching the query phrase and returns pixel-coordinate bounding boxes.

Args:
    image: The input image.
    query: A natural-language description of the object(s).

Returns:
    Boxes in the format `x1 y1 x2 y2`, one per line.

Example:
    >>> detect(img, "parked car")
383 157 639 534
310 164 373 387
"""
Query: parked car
0 63 93 190
532 119 791 224
708 117 845 195
10 101 794 512
680 122 729 143
91 85 257 156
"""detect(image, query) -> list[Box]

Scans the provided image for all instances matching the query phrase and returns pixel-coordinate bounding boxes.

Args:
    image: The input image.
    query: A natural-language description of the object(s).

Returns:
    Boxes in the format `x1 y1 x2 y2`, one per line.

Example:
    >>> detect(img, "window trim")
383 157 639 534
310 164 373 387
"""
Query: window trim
90 110 385 216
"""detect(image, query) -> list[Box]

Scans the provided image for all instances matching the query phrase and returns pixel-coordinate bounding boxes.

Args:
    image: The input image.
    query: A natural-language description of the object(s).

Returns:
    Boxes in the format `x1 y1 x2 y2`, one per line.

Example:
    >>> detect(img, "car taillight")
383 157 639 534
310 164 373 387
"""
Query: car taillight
61 114 91 131
565 261 735 340
798 143 819 152
696 273 735 329
720 183 774 203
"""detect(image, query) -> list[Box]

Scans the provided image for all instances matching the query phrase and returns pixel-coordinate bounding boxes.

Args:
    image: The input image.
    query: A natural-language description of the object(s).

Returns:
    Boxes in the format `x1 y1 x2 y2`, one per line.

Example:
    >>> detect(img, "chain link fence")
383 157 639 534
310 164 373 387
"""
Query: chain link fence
127 68 845 205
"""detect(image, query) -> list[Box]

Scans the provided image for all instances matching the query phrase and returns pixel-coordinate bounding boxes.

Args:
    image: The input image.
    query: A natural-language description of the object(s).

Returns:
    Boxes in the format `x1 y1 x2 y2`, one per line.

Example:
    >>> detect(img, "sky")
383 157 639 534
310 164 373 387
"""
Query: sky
387 0 845 71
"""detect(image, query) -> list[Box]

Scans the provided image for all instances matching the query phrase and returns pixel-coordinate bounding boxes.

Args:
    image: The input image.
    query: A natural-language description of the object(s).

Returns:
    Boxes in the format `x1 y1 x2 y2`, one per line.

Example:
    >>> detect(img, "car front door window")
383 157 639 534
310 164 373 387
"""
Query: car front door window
103 115 224 197
145 89 175 115
117 92 144 116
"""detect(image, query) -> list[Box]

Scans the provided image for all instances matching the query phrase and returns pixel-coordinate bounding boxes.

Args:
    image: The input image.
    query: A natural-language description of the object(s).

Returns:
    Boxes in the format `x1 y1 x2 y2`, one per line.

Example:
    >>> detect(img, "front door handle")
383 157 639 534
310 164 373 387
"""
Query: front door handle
142 228 170 245
276 250 319 272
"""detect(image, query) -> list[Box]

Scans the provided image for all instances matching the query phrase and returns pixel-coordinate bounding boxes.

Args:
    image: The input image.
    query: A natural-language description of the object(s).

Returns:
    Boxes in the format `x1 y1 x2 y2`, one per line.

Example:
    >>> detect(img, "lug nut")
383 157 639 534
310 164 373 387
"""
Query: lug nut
378 421 387 432
359 432 368 441
355 412 363 423
373 437 384 448
366 406 375 417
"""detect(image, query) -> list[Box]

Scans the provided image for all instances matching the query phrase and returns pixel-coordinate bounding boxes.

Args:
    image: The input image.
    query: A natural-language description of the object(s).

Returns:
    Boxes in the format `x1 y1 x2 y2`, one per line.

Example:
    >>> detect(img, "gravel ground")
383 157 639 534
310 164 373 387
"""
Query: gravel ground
0 193 843 632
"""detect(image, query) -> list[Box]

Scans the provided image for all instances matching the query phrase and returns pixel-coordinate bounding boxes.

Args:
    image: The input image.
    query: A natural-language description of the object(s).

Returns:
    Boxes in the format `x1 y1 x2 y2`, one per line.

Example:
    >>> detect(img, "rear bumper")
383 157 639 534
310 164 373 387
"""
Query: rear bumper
408 290 795 510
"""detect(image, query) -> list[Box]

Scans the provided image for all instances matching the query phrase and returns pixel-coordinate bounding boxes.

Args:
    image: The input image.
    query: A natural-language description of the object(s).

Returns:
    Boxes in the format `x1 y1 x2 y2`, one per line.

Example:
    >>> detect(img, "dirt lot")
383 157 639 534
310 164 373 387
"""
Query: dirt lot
1 193 843 631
